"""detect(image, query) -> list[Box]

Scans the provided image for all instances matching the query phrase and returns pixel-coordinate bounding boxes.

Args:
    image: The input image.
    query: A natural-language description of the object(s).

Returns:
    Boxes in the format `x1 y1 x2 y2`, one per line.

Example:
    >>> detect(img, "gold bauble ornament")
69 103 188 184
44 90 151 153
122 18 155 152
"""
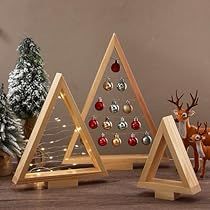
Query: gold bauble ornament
112 133 122 147
103 77 113 91
102 117 112 130
123 100 133 114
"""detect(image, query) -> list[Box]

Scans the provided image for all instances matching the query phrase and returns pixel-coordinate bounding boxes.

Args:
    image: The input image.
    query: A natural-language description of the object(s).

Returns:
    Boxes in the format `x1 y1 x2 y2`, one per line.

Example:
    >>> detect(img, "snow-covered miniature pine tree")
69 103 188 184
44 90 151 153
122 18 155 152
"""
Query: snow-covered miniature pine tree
7 37 50 120
0 84 25 158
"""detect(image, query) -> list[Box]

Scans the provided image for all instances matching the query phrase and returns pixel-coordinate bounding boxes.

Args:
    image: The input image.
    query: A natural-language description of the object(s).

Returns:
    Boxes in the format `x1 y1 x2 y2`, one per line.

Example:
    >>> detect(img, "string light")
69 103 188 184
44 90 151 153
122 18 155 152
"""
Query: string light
54 117 61 122
28 97 89 175
74 127 81 133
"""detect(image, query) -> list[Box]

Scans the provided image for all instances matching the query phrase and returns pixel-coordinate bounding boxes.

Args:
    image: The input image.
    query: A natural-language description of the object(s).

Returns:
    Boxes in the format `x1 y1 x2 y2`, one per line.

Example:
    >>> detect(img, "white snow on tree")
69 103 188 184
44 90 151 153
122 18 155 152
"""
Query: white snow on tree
7 37 50 119
0 84 26 158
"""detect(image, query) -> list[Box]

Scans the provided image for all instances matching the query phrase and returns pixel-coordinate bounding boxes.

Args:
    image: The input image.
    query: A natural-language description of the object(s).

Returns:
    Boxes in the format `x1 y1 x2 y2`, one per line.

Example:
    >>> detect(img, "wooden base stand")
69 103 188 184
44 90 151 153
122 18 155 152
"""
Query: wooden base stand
34 182 46 190
63 154 169 171
155 191 180 201
105 161 133 171
47 179 78 189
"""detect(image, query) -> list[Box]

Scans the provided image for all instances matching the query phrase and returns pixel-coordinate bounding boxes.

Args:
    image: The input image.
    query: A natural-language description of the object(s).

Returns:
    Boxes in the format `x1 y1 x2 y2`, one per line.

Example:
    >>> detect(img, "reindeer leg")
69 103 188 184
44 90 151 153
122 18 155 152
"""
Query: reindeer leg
193 149 199 173
200 158 207 178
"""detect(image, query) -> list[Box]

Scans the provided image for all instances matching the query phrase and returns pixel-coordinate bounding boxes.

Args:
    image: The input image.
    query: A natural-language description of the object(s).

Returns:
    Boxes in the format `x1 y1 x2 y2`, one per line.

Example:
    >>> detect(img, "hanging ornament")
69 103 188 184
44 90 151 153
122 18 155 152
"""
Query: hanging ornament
117 78 127 91
103 77 113 91
98 133 108 146
131 117 141 130
118 117 128 130
123 100 133 114
112 133 122 147
88 116 99 129
128 133 138 146
142 131 152 145
109 100 120 113
95 97 105 111
111 60 120 72
102 117 112 130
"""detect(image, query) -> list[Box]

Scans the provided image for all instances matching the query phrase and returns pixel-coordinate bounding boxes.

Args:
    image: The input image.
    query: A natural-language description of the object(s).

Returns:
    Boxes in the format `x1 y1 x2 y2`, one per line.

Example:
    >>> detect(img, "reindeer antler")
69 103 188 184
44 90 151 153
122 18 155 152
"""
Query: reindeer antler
197 122 202 133
186 90 199 112
200 122 208 135
168 90 184 110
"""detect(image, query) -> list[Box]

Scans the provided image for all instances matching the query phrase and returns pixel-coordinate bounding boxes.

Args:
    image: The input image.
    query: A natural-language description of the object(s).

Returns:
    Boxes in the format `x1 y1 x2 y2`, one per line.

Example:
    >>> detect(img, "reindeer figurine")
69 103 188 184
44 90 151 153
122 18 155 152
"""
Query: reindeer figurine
168 90 200 172
190 122 210 178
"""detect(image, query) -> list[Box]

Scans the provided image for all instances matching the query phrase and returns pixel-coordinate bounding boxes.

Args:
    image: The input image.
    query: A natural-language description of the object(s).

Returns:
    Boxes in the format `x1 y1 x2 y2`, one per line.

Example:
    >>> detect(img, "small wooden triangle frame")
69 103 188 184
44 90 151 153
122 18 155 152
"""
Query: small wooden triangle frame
138 115 201 200
12 73 107 187
63 33 157 168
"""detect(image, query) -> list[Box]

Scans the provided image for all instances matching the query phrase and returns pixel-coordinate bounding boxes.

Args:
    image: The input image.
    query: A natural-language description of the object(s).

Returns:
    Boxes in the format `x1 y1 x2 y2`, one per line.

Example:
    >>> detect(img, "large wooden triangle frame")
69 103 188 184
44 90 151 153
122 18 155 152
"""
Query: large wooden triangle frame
138 115 201 200
12 73 107 187
63 33 161 170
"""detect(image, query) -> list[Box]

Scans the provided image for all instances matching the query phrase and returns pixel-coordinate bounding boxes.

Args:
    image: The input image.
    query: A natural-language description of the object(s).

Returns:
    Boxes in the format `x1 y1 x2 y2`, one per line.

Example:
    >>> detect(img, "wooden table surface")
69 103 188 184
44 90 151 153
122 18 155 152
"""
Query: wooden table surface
0 165 209 210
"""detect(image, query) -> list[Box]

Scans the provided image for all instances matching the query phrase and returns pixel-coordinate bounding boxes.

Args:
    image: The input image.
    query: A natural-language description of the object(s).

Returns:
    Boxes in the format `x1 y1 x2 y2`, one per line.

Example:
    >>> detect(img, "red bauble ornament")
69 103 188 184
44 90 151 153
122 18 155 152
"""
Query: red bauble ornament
131 117 141 130
88 116 99 129
128 133 138 146
98 133 108 146
95 97 105 111
111 60 120 72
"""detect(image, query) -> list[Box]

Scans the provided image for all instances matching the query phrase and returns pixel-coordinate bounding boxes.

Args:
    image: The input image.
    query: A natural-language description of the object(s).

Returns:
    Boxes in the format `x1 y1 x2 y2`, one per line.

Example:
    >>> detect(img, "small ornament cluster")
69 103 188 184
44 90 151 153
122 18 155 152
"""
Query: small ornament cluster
89 59 153 148
97 132 152 147
88 116 141 131
103 77 127 92
95 97 133 114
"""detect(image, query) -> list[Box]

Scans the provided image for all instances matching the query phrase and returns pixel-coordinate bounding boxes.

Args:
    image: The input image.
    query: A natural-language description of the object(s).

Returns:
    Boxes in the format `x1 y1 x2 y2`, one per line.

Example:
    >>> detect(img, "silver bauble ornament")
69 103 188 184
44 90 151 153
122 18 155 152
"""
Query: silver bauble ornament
103 77 113 91
109 100 120 113
112 133 122 147
123 100 133 114
142 131 152 145
102 117 112 130
117 117 128 130
117 78 127 91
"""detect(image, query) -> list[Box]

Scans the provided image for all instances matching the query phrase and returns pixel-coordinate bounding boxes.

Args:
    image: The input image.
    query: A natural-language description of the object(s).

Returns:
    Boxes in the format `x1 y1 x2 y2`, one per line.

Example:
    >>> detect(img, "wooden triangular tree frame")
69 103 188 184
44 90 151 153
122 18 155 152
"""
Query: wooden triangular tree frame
138 115 201 200
12 73 107 188
63 33 159 169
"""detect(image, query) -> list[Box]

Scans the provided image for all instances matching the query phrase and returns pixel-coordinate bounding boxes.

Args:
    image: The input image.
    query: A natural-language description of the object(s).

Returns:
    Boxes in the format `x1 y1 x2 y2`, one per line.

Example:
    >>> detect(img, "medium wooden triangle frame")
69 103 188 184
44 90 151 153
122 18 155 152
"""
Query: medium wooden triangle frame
63 33 158 169
138 115 201 200
12 73 107 187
